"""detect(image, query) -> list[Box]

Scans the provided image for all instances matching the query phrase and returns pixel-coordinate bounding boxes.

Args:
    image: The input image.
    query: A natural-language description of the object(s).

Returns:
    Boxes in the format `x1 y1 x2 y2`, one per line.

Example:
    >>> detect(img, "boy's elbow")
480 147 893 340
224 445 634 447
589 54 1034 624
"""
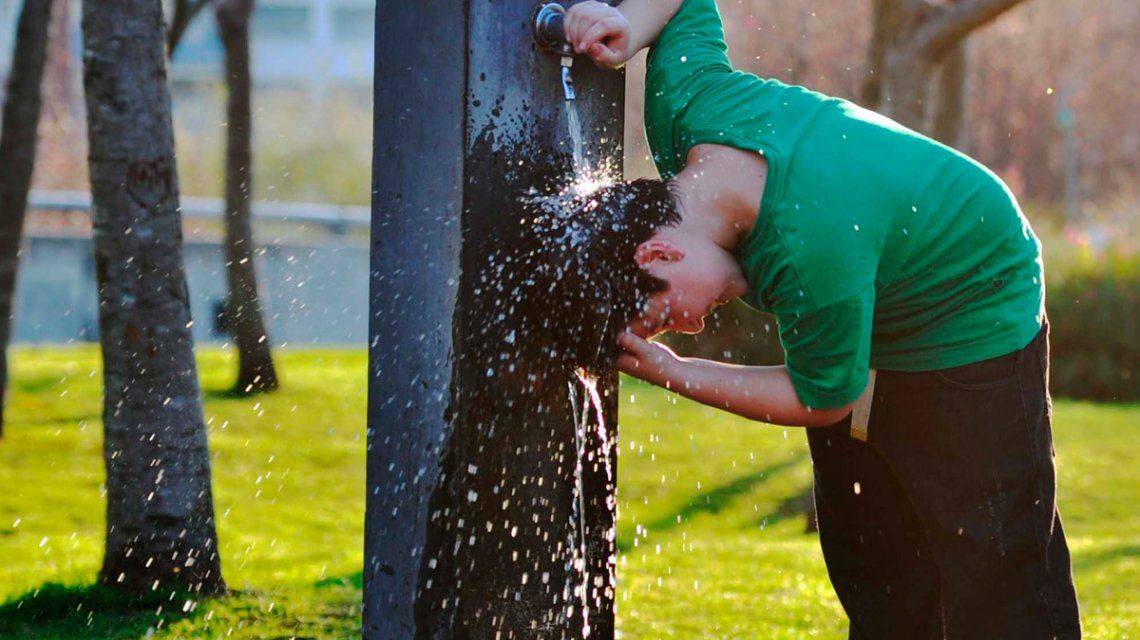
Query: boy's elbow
802 402 855 428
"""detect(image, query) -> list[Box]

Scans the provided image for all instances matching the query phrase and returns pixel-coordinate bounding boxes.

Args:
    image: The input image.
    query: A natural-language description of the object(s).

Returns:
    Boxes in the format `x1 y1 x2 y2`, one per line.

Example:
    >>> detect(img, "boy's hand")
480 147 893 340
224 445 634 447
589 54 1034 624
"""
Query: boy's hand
616 331 683 388
564 1 632 69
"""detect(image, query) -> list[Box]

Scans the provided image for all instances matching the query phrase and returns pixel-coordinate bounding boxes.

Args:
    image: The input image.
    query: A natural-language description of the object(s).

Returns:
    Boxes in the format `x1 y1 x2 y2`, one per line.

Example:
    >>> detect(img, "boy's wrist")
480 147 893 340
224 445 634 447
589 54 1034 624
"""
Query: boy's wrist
661 356 690 390
615 0 682 54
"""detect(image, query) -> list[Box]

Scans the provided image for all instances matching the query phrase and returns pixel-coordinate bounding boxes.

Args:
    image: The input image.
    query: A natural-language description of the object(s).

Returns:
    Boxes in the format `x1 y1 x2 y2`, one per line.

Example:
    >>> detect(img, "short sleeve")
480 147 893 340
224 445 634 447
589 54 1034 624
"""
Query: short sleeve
776 286 874 411
647 0 733 82
644 0 735 178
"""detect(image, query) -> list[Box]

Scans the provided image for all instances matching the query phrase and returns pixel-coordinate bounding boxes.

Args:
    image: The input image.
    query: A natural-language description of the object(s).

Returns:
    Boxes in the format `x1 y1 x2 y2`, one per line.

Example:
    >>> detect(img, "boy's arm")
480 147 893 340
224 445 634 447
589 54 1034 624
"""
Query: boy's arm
615 0 684 53
565 0 684 68
617 332 858 427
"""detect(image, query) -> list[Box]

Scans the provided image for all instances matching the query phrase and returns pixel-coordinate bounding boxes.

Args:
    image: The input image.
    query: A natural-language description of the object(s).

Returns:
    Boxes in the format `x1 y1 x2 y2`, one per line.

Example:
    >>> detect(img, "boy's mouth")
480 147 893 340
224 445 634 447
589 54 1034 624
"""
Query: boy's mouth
709 288 730 311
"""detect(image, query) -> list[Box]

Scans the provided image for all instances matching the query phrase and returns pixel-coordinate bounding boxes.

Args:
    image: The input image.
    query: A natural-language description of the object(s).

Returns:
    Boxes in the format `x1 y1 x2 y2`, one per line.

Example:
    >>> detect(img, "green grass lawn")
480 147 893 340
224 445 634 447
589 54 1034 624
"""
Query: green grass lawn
0 346 1136 638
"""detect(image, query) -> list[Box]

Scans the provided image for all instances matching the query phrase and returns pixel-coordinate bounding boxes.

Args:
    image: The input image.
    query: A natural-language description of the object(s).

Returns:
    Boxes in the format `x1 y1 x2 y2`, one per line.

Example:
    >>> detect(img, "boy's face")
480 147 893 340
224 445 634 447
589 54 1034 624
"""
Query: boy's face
625 231 748 339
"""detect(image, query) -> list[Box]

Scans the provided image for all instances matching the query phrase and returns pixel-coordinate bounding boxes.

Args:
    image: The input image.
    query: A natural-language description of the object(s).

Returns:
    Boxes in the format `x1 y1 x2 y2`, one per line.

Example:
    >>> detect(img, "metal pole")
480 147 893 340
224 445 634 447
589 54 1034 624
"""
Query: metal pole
366 1 625 637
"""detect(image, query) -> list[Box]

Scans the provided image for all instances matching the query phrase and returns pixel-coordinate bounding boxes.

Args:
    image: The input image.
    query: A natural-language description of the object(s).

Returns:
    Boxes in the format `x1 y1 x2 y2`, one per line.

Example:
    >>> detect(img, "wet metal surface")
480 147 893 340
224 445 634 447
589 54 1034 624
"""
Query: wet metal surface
367 1 625 638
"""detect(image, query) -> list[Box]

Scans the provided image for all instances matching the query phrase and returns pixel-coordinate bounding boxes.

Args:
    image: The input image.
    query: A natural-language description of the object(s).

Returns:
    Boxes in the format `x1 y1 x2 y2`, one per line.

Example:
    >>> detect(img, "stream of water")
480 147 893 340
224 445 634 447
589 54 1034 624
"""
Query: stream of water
566 370 614 639
565 99 588 178
561 93 617 637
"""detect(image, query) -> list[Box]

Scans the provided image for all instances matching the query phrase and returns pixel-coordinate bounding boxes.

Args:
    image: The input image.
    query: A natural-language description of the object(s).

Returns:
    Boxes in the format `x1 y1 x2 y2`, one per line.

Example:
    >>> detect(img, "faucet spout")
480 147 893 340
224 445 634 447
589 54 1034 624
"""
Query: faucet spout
560 56 576 101
534 4 577 100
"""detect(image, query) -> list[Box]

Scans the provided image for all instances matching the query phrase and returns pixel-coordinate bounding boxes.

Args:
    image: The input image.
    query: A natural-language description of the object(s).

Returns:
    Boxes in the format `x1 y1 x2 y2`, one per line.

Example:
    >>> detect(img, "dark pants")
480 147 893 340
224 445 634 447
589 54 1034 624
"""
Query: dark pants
807 322 1081 639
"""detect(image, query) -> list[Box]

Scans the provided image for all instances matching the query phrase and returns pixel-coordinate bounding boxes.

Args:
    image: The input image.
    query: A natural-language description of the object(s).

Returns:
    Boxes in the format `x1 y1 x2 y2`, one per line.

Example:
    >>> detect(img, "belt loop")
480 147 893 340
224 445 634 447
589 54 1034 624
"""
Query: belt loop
850 369 876 442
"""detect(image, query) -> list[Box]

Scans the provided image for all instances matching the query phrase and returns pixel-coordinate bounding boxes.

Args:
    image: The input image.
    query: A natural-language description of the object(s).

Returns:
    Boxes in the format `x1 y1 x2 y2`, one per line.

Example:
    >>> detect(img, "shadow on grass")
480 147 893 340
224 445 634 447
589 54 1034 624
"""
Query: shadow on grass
0 583 204 640
203 386 272 401
756 482 817 532
617 453 807 553
12 375 72 395
1072 542 1140 572
314 571 362 590
9 413 102 427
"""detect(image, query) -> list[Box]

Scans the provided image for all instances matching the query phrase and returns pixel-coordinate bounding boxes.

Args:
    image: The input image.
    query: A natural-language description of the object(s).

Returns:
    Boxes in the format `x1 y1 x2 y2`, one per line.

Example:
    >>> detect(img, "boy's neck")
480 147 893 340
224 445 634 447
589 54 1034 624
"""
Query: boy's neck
672 143 767 252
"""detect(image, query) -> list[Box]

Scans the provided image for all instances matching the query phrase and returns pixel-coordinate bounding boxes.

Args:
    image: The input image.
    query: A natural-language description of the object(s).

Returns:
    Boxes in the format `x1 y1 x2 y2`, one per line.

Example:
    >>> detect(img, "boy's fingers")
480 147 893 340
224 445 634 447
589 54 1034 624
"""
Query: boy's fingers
565 12 579 48
575 19 602 52
565 7 584 47
578 19 606 50
590 42 622 67
569 5 619 51
579 16 620 52
619 332 652 356
616 354 641 376
565 6 589 49
616 333 640 356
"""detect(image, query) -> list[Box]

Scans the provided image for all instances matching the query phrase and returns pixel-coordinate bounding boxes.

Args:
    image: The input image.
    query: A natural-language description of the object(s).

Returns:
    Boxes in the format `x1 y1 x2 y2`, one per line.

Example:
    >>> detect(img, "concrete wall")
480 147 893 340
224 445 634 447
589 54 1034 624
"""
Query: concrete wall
12 234 367 346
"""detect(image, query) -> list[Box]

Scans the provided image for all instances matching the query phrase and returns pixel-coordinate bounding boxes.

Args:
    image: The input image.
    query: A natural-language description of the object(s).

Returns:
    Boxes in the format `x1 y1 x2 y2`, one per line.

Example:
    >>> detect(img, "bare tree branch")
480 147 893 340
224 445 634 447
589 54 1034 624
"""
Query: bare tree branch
915 0 1031 59
168 0 213 56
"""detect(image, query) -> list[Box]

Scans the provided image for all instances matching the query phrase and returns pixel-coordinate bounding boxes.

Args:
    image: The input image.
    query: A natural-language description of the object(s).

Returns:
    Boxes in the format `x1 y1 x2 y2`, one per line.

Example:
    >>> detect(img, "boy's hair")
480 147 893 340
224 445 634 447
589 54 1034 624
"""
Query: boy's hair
505 178 682 372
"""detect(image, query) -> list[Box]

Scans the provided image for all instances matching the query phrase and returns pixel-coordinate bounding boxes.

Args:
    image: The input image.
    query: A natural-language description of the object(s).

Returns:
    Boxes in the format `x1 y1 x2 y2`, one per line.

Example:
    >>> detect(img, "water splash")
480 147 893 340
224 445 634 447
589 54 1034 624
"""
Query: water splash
566 369 615 638
534 85 616 637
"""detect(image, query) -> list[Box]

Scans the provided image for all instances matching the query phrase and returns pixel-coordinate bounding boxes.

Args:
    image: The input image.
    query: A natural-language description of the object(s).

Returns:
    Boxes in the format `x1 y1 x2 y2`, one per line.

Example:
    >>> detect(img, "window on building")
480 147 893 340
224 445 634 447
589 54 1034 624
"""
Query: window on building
333 6 373 43
254 3 312 41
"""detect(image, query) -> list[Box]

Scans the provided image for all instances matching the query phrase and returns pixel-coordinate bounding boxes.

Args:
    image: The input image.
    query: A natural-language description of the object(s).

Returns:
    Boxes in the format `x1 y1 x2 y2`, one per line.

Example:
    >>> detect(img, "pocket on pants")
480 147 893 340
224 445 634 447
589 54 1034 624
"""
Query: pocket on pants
934 350 1021 391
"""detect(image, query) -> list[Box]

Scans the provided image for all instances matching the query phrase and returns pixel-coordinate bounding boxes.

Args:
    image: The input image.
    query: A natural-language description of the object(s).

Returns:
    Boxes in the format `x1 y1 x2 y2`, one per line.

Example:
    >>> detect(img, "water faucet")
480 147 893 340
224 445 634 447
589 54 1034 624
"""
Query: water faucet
560 59 576 101
533 3 573 57
533 3 577 100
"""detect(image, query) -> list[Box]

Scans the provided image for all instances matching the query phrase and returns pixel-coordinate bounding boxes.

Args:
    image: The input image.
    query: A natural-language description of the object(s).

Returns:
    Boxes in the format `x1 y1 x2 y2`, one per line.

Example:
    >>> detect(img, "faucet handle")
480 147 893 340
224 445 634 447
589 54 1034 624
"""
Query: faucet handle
534 3 574 57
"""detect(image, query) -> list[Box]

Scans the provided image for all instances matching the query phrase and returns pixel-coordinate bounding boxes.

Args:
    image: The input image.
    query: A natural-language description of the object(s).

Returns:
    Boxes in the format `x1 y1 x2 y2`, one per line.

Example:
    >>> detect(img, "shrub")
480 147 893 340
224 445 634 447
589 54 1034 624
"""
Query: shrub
1045 248 1140 401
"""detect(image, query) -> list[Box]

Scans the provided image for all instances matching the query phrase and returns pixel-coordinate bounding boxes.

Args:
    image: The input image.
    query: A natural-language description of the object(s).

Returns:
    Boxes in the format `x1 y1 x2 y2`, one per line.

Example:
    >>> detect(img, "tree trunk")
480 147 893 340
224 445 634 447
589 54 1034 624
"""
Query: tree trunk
882 47 934 131
860 0 903 108
169 0 213 56
790 5 811 85
217 0 278 395
0 0 55 438
931 41 969 148
81 0 225 594
863 0 1030 140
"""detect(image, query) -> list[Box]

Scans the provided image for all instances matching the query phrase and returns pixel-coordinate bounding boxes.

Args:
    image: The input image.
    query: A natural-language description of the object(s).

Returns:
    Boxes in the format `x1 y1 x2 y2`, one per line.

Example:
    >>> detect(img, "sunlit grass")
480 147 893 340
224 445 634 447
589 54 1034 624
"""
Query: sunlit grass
0 346 1135 638
615 381 1139 638
0 345 365 639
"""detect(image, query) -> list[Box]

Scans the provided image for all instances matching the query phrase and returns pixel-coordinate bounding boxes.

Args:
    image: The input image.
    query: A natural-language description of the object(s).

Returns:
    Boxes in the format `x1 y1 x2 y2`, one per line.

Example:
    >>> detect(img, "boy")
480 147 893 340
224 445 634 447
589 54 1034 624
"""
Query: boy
561 0 1082 637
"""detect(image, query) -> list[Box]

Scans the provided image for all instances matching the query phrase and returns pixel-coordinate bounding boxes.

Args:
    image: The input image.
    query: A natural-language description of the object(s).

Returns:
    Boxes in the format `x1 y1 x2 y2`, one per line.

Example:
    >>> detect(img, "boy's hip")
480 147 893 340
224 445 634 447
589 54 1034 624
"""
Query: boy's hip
872 317 1049 396
809 316 1080 638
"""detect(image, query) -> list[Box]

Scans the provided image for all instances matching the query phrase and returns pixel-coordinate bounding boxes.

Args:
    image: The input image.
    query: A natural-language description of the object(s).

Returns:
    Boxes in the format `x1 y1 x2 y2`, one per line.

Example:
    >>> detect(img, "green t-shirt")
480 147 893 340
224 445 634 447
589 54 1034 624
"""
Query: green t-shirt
644 0 1045 410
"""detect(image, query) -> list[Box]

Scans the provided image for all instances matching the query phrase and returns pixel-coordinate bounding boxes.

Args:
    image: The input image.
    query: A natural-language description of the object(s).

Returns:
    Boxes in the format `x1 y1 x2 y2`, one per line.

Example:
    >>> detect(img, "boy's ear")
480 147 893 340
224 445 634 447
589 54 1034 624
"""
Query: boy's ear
634 239 685 268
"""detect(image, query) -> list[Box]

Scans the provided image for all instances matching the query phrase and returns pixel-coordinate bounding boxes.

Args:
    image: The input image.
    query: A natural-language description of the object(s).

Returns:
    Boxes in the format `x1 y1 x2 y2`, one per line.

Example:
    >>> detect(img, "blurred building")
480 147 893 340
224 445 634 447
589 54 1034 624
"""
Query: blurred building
0 0 374 88
15 194 370 346
171 0 374 86
0 2 19 79
0 1 375 346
